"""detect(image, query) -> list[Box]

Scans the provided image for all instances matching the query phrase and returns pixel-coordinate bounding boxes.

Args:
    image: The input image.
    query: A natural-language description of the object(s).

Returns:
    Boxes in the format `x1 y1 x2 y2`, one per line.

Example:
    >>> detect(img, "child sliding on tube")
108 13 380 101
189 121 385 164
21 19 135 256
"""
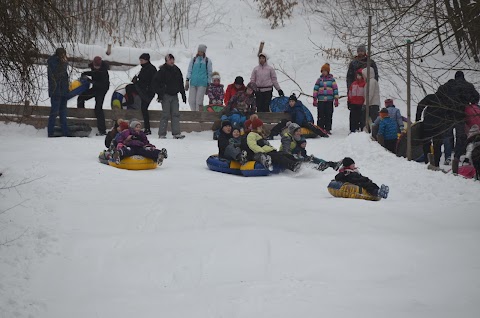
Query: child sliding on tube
113 120 168 166
334 157 389 199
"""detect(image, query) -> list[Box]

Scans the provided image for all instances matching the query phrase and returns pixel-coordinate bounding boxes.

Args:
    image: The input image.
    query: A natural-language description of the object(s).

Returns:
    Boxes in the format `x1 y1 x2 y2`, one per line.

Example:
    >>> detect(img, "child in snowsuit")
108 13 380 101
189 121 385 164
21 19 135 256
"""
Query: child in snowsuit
105 118 127 148
347 69 366 132
241 119 301 172
384 99 404 133
114 120 168 165
313 63 339 134
207 71 225 107
376 108 399 153
335 157 389 199
465 124 480 180
292 138 342 171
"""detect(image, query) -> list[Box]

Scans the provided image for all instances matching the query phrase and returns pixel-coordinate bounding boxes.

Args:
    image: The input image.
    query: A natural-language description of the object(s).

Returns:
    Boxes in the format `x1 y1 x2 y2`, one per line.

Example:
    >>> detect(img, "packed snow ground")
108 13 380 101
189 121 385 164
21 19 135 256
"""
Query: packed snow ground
2 0 480 317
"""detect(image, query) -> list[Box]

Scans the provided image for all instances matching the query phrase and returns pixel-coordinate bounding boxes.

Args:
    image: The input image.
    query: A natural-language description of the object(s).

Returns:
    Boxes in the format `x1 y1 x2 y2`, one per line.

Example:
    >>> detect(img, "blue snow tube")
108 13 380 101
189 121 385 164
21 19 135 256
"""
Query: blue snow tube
206 155 282 177
67 78 90 99
270 96 289 112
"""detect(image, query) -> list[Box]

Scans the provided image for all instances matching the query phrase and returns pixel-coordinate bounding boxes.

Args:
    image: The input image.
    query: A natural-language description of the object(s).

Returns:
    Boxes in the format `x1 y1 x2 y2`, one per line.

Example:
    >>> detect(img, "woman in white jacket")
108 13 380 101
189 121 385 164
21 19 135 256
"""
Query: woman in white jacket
362 67 381 124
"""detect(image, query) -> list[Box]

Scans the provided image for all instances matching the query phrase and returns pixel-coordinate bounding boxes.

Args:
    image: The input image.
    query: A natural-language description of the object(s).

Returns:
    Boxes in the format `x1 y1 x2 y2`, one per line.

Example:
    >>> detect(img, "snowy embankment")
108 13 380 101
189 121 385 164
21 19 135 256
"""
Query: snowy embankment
1 0 480 317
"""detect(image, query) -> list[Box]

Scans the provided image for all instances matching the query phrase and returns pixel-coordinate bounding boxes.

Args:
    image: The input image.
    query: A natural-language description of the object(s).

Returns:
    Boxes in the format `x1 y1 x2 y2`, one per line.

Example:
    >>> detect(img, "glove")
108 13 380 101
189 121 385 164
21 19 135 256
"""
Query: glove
184 81 189 91
313 99 318 107
182 95 187 103
278 89 284 97
334 99 339 107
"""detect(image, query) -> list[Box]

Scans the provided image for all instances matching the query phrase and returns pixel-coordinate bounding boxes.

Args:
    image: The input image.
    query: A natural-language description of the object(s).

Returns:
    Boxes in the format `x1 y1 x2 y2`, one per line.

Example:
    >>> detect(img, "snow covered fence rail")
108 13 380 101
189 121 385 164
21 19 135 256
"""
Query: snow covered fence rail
0 104 289 132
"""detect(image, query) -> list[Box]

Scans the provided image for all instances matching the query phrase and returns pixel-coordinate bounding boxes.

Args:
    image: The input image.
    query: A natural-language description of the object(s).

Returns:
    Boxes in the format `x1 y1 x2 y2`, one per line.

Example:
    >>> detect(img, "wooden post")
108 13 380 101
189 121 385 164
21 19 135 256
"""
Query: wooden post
365 15 372 133
257 41 265 56
406 40 412 161
106 44 112 56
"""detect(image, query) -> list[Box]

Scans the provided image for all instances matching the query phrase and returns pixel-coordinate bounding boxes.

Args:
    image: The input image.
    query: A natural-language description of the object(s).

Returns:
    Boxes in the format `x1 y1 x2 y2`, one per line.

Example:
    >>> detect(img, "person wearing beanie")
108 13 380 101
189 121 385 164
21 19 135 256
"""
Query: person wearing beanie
313 63 339 134
436 71 479 172
376 108 399 153
186 44 212 111
217 120 246 164
250 51 284 112
113 120 168 166
285 93 329 137
206 71 225 108
224 76 246 106
347 69 366 133
78 56 110 135
346 44 379 91
383 99 404 133
240 118 301 172
334 157 389 199
47 48 69 137
123 53 157 135
362 67 381 124
151 53 186 139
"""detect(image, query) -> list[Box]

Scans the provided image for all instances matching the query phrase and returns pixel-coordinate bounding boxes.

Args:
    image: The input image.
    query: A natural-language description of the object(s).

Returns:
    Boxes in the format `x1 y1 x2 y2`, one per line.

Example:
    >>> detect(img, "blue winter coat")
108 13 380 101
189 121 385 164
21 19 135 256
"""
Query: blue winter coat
386 105 404 133
187 56 212 87
47 55 69 97
378 117 398 141
285 101 314 126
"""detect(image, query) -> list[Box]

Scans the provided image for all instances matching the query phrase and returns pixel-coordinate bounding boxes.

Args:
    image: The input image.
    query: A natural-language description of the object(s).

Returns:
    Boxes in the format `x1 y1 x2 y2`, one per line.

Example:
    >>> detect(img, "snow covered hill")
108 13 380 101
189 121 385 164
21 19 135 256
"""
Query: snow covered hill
1 1 479 317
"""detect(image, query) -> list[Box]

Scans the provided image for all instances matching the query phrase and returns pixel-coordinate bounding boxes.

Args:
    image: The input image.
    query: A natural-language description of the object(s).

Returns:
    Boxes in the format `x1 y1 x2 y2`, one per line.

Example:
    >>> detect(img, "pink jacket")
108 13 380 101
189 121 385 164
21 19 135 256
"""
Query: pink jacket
250 61 281 93
465 104 480 133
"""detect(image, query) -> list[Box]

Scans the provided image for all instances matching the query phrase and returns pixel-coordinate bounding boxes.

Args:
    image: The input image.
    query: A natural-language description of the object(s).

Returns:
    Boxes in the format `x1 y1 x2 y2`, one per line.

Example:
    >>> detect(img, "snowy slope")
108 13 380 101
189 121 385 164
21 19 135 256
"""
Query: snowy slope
1 1 480 317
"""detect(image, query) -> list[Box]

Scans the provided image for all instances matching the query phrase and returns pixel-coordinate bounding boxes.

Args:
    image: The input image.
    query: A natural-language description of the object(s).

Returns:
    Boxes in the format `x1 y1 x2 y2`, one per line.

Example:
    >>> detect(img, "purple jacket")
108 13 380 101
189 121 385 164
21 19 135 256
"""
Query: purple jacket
116 128 151 147
207 83 225 105
250 62 281 92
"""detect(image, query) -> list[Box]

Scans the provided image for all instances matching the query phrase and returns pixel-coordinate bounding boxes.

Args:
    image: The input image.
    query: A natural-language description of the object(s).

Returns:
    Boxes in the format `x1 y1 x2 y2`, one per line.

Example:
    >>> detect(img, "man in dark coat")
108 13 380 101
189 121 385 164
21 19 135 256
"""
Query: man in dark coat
152 54 187 139
47 48 69 137
346 45 379 90
436 71 480 171
124 53 157 134
77 56 110 135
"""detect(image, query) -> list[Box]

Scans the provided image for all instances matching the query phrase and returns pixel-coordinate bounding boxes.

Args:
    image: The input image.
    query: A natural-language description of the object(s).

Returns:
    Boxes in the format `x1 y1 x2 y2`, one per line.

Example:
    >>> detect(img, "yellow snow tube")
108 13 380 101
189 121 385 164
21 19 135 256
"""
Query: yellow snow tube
69 80 82 91
327 181 381 201
108 155 157 170
300 127 316 138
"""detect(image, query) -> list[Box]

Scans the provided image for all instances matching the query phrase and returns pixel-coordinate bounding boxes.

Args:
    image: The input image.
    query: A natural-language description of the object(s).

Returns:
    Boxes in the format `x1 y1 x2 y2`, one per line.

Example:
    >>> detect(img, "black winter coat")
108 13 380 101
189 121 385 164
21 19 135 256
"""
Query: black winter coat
83 61 110 92
335 170 379 195
346 55 379 89
135 62 157 99
436 78 480 121
152 63 186 99
218 130 232 158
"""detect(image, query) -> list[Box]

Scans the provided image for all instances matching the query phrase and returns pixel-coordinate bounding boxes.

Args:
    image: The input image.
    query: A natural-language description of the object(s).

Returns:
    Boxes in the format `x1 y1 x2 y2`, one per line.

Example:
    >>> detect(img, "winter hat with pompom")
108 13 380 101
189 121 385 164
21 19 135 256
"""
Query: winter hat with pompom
321 63 330 73
119 121 129 131
251 119 264 130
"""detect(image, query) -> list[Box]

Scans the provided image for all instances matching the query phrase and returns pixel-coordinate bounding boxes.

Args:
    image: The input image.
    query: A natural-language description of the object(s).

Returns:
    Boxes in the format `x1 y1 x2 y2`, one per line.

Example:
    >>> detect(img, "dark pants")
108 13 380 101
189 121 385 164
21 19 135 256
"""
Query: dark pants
361 181 380 197
453 121 467 159
269 119 289 137
368 105 379 123
77 88 107 133
125 84 153 130
48 96 68 136
120 146 161 160
256 90 273 112
317 101 334 131
349 104 363 132
268 151 298 171
384 139 397 153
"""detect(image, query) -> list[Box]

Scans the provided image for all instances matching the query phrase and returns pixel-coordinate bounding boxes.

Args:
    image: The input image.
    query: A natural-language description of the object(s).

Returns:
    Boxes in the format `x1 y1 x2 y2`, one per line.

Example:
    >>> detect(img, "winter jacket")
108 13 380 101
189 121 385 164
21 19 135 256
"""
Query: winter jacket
224 91 256 116
335 168 379 196
224 83 245 106
378 117 398 141
116 128 151 148
229 136 242 147
279 131 297 153
207 83 225 105
436 78 480 121
135 61 157 100
250 60 281 93
82 61 110 92
152 63 186 99
187 55 212 87
47 55 69 97
285 101 313 126
217 130 232 158
386 105 404 132
347 55 379 89
245 132 275 154
465 104 480 132
362 67 380 106
347 79 366 105
313 74 339 104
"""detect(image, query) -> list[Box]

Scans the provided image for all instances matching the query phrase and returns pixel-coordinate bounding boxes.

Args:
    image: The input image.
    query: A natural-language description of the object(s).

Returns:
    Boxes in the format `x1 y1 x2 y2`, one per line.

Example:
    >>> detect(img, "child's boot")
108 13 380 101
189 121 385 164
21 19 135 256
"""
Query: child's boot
378 184 389 199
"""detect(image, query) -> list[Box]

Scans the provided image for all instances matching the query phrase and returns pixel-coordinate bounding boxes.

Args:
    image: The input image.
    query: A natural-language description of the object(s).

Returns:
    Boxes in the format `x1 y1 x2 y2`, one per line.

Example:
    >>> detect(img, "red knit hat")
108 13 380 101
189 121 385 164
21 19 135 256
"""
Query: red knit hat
251 119 263 129
119 121 129 131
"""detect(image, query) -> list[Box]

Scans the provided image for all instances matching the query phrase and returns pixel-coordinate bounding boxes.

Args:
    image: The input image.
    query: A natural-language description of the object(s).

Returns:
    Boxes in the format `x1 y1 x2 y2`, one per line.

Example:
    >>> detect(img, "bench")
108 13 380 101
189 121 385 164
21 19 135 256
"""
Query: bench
0 104 290 132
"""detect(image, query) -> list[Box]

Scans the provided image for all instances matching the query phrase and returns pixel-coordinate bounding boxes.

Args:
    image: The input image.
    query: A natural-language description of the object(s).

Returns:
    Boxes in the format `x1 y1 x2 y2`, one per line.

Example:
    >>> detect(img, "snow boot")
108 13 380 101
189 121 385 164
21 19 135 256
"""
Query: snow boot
444 157 451 165
113 149 122 164
160 148 168 159
173 134 185 139
292 161 302 172
144 129 152 135
330 160 343 171
378 184 389 199
259 154 273 171
316 161 329 171
238 150 248 166
452 158 460 175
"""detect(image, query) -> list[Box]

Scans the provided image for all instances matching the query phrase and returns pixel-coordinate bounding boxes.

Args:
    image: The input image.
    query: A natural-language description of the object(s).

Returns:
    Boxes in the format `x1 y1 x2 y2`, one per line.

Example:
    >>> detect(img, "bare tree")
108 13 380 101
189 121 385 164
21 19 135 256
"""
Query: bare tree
254 0 299 29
